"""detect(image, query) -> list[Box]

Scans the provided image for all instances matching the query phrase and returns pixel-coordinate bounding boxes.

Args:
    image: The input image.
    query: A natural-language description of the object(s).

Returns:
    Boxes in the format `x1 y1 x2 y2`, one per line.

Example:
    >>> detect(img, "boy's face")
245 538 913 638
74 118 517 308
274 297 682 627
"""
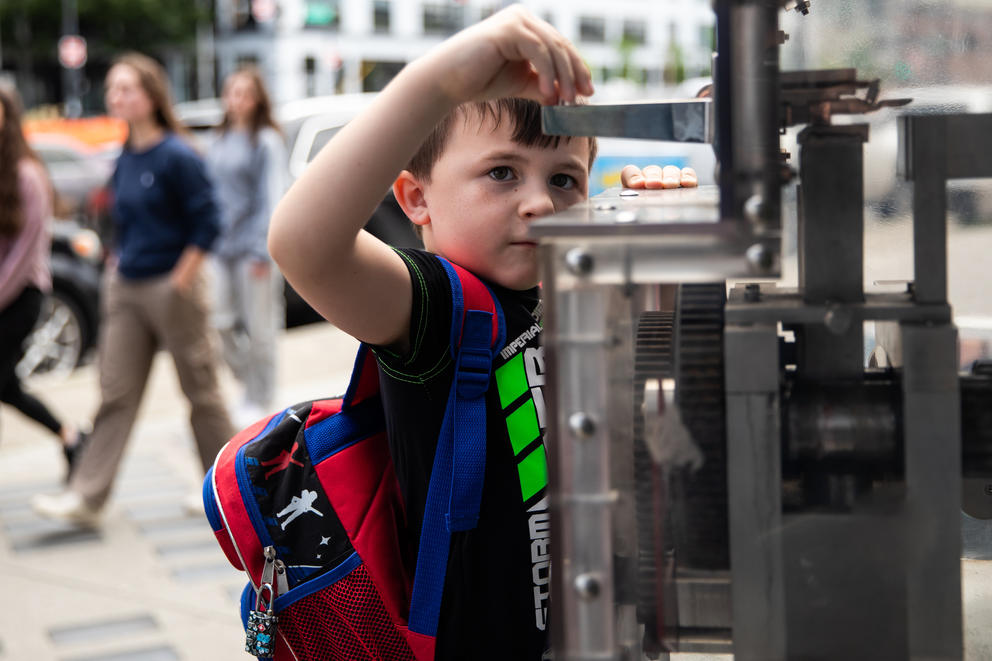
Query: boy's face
418 113 590 290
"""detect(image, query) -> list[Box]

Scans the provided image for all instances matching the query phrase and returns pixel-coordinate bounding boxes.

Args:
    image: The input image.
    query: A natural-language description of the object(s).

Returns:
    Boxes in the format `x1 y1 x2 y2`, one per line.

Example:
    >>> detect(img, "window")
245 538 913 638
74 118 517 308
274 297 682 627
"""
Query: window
699 25 715 51
579 16 605 43
423 4 465 36
622 20 646 46
373 1 390 33
304 57 317 97
232 0 257 30
236 54 259 69
304 1 340 29
361 60 405 92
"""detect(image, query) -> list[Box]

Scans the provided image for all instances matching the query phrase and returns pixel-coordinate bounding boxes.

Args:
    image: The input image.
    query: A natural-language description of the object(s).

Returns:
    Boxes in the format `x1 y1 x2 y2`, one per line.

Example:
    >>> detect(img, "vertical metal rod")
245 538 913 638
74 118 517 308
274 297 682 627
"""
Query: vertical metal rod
546 272 618 661
60 0 82 117
906 116 950 305
724 323 785 661
901 323 962 658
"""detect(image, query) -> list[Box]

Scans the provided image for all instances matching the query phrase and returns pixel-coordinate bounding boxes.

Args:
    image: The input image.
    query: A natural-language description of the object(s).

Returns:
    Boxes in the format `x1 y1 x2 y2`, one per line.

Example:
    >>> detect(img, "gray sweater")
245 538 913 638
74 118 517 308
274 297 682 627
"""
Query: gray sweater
205 127 288 261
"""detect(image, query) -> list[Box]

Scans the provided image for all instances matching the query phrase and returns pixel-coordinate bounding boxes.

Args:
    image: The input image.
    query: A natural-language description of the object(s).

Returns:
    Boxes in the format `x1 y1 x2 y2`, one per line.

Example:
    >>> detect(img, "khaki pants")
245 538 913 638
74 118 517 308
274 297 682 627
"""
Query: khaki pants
71 270 233 509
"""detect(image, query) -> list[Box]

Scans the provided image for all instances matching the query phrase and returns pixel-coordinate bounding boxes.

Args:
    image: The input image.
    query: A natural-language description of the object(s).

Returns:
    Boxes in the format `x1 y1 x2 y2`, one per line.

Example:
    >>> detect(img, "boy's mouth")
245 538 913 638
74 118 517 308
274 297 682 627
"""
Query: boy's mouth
511 240 538 247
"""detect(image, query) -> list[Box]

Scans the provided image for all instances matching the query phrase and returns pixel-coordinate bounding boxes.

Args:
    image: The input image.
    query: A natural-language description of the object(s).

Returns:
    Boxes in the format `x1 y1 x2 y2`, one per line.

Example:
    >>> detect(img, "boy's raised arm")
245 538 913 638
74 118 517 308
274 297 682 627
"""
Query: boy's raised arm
268 5 593 347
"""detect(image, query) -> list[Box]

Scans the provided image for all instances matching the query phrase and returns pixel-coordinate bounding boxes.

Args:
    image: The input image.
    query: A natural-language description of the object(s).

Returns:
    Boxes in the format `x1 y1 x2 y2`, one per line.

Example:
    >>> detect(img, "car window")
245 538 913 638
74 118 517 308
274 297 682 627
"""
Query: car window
307 126 343 163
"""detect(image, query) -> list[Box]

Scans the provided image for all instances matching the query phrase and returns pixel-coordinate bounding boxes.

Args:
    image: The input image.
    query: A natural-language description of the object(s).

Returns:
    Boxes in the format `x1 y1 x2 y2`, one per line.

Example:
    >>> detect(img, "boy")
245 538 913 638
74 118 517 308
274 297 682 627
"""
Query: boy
269 6 695 658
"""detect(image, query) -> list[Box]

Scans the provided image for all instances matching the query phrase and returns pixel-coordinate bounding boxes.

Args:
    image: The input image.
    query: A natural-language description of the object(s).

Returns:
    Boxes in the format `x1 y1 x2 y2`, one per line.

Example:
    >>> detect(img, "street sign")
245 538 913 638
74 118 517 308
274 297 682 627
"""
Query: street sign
58 35 87 70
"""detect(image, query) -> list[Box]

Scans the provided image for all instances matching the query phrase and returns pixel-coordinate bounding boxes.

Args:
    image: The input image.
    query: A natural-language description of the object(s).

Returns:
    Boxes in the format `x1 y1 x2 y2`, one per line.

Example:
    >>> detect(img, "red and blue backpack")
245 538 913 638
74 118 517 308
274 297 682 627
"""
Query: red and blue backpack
203 255 506 660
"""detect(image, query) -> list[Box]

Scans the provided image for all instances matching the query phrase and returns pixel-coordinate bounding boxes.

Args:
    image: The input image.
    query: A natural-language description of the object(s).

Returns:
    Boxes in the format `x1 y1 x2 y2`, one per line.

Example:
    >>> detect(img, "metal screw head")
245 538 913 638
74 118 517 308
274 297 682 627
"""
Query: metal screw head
823 305 852 335
746 243 776 275
744 195 766 225
574 572 602 600
568 412 596 438
564 248 594 276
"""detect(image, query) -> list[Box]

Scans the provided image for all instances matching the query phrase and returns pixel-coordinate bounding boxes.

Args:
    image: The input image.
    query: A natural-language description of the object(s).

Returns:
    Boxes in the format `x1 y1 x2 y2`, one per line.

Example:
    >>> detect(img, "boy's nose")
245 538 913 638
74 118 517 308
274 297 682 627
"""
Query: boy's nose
518 185 556 220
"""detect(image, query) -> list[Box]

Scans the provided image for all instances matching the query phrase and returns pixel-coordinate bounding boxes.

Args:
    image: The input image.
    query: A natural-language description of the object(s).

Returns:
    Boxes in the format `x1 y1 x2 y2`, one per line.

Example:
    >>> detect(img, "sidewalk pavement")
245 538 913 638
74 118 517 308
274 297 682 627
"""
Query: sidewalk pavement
0 322 359 661
1 299 991 659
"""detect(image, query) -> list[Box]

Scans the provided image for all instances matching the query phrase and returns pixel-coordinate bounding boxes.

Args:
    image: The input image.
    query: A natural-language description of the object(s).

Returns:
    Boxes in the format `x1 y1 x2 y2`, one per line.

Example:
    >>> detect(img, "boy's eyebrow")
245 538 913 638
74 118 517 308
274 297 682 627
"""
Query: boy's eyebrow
480 151 587 173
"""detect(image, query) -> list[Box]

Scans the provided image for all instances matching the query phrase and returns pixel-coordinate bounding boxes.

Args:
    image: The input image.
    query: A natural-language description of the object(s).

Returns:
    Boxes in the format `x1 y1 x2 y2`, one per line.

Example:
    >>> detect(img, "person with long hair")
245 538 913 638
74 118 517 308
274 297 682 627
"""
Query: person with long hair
33 53 234 526
206 67 288 424
0 84 88 479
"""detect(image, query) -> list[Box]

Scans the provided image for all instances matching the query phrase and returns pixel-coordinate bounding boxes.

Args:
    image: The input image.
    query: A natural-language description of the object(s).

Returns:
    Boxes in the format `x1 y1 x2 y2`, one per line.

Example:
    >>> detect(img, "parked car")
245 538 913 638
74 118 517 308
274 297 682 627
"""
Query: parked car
16 219 103 381
25 117 125 227
175 93 422 327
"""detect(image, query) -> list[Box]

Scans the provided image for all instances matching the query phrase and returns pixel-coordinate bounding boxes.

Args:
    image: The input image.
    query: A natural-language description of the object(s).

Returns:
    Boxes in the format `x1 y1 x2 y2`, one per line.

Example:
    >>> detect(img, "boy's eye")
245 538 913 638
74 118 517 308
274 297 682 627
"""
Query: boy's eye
550 173 577 190
488 166 514 181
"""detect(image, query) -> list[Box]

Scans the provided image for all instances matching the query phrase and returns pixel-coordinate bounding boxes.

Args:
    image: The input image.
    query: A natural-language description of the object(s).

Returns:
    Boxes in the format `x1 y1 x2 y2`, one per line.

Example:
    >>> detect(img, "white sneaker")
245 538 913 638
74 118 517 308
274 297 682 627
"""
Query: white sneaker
32 491 102 528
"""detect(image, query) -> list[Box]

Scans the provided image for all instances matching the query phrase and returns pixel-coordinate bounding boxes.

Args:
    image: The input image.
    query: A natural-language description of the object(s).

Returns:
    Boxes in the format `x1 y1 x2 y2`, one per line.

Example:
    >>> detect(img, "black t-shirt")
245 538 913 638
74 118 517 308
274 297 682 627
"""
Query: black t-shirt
373 249 550 660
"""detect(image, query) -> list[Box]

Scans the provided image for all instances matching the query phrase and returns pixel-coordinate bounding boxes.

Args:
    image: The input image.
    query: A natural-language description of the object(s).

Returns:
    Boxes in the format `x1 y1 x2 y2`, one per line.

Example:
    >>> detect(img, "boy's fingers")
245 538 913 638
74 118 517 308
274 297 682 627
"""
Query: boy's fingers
512 25 559 103
527 17 577 102
680 167 698 188
661 165 682 189
621 164 645 188
641 164 666 189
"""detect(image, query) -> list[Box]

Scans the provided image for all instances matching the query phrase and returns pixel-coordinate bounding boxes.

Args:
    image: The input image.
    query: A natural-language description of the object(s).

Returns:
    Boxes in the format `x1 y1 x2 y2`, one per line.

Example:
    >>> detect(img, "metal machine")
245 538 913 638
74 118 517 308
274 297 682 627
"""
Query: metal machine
533 1 992 659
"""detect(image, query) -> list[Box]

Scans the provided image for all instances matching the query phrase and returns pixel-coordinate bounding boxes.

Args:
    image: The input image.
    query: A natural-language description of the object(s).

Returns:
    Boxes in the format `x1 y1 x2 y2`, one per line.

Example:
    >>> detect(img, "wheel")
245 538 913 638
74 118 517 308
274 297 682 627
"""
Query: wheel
16 289 87 381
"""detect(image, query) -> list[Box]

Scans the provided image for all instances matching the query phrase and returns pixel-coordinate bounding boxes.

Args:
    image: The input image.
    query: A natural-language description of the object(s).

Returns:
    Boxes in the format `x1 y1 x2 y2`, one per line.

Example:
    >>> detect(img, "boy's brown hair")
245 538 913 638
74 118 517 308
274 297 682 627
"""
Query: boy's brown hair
406 97 598 182
404 98 597 238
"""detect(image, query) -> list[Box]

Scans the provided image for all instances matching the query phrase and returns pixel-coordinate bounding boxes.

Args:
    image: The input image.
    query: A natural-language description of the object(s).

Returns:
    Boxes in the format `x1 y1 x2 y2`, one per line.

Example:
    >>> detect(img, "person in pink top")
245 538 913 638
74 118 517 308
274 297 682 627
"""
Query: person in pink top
0 85 87 479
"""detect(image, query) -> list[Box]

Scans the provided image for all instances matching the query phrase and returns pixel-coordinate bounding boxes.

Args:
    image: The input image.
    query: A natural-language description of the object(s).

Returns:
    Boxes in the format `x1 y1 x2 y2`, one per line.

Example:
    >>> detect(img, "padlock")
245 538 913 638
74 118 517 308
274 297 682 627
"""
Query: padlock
245 582 278 658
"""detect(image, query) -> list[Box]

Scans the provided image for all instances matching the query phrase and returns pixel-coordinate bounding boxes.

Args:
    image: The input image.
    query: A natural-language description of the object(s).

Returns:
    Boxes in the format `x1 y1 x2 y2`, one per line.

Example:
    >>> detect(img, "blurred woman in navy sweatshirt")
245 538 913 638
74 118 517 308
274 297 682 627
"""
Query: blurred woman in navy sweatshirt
33 53 233 526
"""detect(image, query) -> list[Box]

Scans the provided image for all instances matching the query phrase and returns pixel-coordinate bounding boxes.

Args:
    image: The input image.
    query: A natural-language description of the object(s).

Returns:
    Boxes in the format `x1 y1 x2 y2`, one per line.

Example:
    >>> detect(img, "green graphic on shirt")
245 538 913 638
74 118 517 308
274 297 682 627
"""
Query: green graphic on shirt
518 445 548 501
506 399 540 455
496 352 528 409
495 347 548 502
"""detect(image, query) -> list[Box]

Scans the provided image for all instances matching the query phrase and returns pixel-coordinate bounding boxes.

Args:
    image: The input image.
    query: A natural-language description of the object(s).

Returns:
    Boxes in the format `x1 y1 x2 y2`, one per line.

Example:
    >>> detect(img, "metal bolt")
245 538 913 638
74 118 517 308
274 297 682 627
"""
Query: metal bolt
744 283 761 302
746 243 775 275
823 305 852 335
564 248 594 276
574 573 602 600
568 412 596 438
744 195 765 225
615 210 637 224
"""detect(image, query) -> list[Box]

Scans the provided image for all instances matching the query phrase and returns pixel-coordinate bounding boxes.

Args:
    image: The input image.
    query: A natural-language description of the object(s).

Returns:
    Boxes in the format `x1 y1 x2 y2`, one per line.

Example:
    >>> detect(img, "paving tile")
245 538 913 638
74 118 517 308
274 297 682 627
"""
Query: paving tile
135 517 212 537
49 615 159 646
61 646 179 661
154 538 221 557
171 561 240 582
9 526 102 552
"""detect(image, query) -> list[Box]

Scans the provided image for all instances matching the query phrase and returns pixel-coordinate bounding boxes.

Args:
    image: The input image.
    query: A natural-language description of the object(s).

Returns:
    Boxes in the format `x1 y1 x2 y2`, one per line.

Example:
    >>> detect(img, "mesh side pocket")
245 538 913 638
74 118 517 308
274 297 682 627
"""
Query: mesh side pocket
278 562 416 661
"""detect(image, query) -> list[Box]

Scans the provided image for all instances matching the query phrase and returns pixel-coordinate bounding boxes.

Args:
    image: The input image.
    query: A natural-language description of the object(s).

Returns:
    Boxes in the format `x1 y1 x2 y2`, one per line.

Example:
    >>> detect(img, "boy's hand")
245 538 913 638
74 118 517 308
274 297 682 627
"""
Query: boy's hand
426 4 595 106
621 165 698 189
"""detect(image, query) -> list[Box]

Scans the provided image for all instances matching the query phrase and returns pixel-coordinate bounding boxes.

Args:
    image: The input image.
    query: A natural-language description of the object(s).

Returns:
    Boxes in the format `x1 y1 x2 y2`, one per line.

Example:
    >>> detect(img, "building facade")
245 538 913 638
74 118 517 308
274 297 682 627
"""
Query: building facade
211 0 715 103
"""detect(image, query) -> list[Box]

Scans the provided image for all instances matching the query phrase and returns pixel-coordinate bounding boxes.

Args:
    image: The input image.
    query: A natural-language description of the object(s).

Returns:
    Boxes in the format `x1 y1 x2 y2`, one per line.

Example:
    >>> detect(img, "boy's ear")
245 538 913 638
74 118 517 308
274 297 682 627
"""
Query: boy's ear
393 170 431 229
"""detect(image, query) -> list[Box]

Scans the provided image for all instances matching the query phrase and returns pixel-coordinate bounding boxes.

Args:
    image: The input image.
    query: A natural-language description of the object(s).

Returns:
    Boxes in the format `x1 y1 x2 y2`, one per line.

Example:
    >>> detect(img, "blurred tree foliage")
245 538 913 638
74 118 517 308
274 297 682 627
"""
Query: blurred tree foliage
0 0 207 61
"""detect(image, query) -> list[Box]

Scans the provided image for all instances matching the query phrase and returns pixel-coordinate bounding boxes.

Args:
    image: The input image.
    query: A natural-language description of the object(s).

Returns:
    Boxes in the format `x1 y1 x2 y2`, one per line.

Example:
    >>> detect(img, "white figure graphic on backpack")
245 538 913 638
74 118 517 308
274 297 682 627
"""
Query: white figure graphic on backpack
277 489 323 529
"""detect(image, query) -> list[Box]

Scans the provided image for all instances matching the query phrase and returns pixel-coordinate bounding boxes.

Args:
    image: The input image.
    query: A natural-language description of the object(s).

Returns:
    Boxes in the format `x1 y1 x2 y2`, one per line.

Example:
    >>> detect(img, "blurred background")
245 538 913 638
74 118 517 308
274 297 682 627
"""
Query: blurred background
2 1 992 659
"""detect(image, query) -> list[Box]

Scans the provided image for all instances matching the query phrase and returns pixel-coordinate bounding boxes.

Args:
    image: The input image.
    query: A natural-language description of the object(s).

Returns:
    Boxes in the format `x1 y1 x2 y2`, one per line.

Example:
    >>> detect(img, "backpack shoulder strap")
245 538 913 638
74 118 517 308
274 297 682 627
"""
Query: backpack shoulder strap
408 256 506 640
